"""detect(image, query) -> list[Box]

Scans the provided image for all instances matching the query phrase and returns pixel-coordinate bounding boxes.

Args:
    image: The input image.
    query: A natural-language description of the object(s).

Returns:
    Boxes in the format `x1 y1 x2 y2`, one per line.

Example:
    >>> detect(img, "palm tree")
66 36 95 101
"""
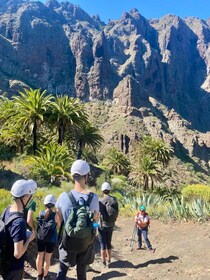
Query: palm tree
75 122 104 159
27 143 73 185
140 156 163 191
142 136 173 167
103 147 130 176
48 95 88 145
13 88 53 154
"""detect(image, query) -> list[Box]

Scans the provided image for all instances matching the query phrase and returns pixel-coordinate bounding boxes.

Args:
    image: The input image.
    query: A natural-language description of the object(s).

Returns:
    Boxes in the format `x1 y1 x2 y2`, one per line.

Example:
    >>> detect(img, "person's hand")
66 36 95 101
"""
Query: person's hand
29 231 35 242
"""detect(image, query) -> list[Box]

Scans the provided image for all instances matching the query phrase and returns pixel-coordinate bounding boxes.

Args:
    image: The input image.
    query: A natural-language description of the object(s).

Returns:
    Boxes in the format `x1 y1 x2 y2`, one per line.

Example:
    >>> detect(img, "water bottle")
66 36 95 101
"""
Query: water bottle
92 222 98 229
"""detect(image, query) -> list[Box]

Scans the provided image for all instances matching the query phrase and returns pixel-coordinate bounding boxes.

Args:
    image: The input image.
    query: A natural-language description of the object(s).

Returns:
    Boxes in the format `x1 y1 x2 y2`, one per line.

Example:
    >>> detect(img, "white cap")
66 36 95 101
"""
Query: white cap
11 179 37 198
101 182 111 191
44 194 56 205
71 160 90 176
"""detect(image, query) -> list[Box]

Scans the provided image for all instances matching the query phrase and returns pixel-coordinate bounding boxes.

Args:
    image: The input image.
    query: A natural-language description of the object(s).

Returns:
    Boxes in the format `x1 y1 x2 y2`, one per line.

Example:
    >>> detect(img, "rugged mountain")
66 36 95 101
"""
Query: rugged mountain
0 0 209 172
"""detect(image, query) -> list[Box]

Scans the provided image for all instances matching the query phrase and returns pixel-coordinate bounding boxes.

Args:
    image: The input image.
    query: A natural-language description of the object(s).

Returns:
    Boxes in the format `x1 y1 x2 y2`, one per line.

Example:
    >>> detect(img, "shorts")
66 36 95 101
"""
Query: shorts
59 241 95 267
37 239 56 253
98 226 113 250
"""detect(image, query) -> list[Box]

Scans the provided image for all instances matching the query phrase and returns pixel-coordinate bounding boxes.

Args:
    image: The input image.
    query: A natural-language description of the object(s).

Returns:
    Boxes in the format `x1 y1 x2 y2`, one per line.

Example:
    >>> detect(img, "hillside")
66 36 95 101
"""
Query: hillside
0 0 209 174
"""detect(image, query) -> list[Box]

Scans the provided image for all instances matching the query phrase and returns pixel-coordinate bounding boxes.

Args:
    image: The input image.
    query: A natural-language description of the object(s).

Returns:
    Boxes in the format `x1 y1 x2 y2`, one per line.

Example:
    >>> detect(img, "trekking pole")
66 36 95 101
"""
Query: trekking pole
130 225 137 251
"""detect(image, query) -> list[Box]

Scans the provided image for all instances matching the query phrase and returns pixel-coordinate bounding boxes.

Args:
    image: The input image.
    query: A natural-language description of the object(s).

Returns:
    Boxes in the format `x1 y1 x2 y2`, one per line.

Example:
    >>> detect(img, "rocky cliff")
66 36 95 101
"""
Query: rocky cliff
0 0 209 169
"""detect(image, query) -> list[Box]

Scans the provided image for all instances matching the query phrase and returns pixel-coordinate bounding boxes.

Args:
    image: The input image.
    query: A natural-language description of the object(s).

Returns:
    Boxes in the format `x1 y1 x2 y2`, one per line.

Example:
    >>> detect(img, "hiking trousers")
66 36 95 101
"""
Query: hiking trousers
137 228 152 249
56 261 87 280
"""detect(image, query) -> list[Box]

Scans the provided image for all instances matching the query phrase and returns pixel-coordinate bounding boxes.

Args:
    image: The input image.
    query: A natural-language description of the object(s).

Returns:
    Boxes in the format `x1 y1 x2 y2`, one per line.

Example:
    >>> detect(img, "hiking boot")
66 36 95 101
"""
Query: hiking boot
86 265 92 272
36 275 43 280
102 261 106 268
137 246 141 250
107 260 111 268
150 248 156 253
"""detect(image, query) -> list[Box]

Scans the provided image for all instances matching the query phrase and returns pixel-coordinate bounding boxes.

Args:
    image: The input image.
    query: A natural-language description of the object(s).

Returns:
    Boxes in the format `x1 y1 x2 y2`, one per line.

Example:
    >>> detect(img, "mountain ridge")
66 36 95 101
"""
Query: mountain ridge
0 0 209 172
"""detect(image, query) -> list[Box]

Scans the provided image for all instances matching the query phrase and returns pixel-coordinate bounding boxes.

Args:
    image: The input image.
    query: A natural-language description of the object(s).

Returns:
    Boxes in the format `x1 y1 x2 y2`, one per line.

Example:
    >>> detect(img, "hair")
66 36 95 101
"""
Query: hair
103 189 110 195
73 173 88 182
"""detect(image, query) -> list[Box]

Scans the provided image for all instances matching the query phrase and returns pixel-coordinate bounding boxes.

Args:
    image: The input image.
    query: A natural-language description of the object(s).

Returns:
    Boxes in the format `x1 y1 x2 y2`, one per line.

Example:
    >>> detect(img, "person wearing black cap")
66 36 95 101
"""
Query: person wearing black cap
1 179 36 280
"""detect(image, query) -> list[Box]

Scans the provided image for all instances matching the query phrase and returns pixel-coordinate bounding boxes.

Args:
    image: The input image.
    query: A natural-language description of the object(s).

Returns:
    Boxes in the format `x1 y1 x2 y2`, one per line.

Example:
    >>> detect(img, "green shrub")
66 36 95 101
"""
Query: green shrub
182 184 210 202
0 189 12 213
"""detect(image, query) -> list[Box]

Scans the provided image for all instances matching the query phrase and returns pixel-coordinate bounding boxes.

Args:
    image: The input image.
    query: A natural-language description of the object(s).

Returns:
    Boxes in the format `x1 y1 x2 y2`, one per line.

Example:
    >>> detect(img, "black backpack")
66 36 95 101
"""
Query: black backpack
37 212 56 242
62 191 95 252
0 208 23 275
103 196 119 224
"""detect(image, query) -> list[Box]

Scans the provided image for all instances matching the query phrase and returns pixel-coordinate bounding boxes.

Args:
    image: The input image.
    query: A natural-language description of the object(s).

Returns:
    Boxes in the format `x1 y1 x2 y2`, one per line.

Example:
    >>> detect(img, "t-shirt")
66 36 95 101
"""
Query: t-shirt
28 200 36 212
4 207 27 270
56 190 99 223
135 212 149 229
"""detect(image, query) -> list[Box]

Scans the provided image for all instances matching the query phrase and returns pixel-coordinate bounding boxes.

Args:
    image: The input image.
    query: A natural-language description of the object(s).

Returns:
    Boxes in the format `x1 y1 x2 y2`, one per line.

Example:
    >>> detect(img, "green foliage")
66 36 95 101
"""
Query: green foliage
141 136 174 167
0 143 16 160
182 184 210 202
153 186 181 202
27 143 73 185
121 192 210 221
0 189 12 213
103 147 130 176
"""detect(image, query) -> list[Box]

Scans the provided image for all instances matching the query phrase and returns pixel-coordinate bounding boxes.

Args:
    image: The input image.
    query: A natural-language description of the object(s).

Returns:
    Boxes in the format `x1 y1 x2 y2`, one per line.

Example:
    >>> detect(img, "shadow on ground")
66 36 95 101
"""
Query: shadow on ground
93 271 127 279
110 255 179 269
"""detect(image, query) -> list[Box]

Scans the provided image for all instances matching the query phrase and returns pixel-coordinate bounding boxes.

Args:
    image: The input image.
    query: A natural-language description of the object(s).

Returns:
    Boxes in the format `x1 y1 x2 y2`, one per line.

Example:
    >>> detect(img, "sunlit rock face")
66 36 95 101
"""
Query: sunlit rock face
0 1 210 134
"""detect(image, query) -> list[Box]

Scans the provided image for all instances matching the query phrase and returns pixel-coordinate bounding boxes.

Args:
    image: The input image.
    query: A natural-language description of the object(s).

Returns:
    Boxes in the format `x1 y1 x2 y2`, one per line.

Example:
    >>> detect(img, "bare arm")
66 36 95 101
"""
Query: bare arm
27 210 35 232
13 233 35 259
55 212 61 227
56 208 63 223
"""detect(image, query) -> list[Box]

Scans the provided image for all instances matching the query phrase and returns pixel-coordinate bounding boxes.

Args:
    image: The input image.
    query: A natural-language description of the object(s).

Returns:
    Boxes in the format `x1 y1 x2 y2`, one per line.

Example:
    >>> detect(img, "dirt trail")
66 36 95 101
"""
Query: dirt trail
2 217 210 280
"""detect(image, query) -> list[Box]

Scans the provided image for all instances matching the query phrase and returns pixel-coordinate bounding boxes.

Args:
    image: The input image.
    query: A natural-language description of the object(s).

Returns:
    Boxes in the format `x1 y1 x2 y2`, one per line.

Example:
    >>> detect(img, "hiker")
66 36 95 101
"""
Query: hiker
98 182 119 268
26 199 36 234
1 179 37 280
135 205 155 253
55 159 99 280
36 194 60 280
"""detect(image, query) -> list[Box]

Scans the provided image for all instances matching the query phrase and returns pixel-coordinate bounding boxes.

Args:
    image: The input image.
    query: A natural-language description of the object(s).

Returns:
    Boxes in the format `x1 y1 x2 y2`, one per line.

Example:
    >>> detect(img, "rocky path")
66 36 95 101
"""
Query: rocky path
2 217 210 280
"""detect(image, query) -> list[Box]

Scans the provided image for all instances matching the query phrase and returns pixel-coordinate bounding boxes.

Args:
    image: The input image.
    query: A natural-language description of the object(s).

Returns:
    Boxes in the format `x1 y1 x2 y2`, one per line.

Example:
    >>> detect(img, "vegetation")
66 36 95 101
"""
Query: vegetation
0 88 209 222
182 184 210 202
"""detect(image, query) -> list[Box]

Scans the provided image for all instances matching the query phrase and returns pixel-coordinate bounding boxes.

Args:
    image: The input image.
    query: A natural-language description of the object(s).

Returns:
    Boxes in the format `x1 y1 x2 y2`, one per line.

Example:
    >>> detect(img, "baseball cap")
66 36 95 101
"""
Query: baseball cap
101 182 111 191
11 179 37 198
140 205 146 211
70 159 90 176
44 194 56 205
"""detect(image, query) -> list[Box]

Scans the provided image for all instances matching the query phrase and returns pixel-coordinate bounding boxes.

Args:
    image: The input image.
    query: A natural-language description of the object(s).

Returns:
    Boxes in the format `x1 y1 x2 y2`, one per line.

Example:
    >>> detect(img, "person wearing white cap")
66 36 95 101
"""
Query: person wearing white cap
1 179 37 280
36 194 60 280
98 182 119 268
56 159 99 280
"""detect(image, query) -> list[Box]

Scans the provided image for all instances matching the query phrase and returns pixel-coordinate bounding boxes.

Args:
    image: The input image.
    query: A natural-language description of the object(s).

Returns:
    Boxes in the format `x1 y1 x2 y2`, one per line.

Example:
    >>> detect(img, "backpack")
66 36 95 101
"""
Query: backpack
62 191 95 252
103 196 119 224
37 212 56 242
0 208 23 275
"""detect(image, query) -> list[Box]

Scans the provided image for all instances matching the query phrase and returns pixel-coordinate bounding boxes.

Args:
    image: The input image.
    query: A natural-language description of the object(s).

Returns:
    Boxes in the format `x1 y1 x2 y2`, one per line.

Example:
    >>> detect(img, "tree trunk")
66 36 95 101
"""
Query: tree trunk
77 139 83 159
58 122 64 145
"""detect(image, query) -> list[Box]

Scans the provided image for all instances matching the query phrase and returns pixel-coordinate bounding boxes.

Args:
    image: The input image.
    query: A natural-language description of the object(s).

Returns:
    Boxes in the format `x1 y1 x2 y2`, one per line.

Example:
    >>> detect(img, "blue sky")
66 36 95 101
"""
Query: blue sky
40 0 210 23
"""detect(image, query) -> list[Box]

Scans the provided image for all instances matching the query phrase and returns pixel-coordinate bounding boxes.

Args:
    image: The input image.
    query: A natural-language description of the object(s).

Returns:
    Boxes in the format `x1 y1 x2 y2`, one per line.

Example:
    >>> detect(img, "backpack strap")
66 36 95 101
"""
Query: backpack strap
87 192 94 206
67 191 77 207
67 191 94 207
2 208 24 226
